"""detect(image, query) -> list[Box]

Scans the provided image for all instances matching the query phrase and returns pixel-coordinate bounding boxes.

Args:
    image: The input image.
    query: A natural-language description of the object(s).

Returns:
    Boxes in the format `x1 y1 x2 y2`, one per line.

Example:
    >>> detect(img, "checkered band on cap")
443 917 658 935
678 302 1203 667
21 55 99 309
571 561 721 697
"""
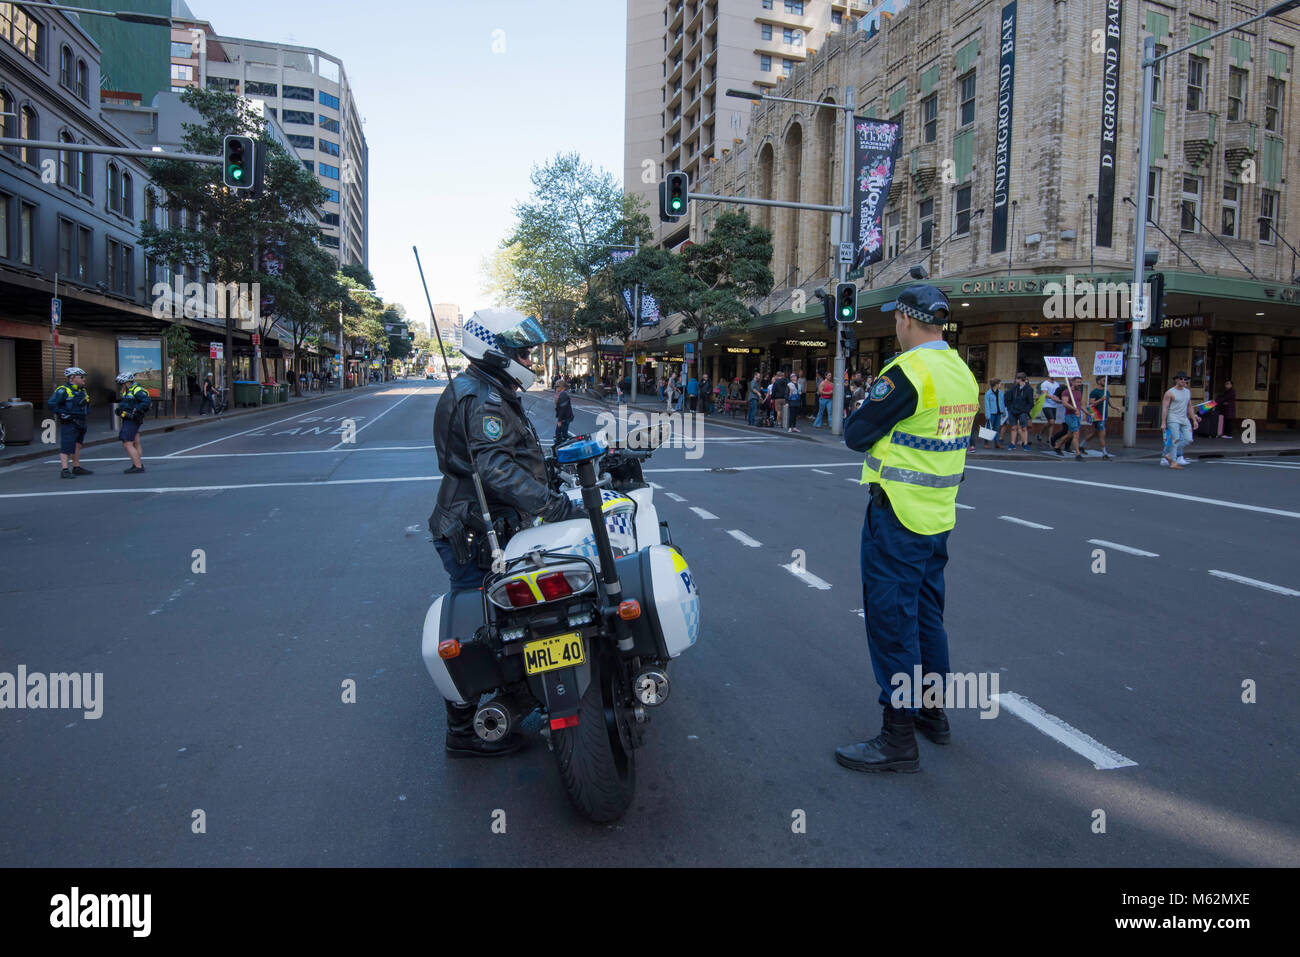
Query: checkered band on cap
895 301 944 324
462 317 498 351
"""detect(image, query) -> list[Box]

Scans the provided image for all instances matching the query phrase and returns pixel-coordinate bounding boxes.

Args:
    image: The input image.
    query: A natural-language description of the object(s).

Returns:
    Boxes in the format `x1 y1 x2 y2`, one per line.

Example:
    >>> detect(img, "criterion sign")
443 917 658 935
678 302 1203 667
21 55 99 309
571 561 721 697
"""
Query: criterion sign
1043 356 1082 379
1093 351 1123 376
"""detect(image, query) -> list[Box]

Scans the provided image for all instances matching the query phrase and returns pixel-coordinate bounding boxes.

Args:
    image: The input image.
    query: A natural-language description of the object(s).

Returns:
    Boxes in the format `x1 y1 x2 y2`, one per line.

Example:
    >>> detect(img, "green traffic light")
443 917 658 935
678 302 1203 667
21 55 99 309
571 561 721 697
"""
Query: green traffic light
229 166 244 180
671 198 682 210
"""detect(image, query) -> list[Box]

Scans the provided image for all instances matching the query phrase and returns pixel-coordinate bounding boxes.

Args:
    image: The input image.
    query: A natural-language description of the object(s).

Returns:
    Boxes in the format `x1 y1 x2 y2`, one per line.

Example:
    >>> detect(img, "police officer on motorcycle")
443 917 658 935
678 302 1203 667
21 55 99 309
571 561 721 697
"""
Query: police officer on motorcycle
49 367 93 480
429 308 584 758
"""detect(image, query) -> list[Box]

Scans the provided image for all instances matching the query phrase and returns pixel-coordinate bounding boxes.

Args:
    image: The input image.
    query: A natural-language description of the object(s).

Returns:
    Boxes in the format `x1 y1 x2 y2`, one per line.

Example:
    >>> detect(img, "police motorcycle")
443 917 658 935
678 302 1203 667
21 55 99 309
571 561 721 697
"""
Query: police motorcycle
421 421 699 822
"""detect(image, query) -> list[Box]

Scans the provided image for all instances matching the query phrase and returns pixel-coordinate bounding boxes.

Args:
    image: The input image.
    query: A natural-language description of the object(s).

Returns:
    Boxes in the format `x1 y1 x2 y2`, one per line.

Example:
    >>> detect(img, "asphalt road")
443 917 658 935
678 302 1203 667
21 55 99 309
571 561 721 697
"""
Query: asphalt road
0 378 1296 867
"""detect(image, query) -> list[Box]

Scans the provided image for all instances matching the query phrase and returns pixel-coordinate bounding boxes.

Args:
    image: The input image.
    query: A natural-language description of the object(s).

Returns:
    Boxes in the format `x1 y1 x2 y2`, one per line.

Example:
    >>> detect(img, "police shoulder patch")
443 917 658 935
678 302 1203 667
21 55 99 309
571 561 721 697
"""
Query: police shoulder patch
482 415 503 441
870 376 896 401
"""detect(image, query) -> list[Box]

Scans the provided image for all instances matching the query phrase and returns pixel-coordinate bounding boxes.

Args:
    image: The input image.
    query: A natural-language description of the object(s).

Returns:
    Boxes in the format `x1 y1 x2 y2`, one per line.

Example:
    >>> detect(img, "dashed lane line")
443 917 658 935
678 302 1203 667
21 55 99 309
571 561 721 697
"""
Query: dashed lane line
780 562 832 590
999 515 1053 530
1207 570 1300 597
994 692 1138 770
665 492 687 502
689 507 719 520
726 529 762 547
811 468 832 475
1087 539 1159 557
0 474 443 500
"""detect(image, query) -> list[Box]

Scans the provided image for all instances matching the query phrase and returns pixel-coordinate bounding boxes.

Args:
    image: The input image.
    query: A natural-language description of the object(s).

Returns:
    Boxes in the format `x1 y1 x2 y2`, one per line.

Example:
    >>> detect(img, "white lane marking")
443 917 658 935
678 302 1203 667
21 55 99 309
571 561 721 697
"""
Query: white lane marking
964 464 1300 520
994 692 1138 771
851 608 865 618
955 503 974 510
72 445 438 463
780 562 832 590
845 478 858 483
0 475 443 500
1208 459 1300 470
999 515 1053 530
689 507 719 520
646 462 861 473
726 529 762 547
1208 570 1300 597
649 482 664 489
165 390 385 456
328 388 422 450
811 469 832 475
665 492 687 502
1088 539 1159 557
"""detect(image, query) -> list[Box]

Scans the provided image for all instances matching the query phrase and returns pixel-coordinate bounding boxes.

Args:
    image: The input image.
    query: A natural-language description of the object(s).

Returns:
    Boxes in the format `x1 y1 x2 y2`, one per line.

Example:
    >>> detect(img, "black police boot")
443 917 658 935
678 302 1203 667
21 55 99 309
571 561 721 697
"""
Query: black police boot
914 705 952 745
444 700 528 759
835 705 920 773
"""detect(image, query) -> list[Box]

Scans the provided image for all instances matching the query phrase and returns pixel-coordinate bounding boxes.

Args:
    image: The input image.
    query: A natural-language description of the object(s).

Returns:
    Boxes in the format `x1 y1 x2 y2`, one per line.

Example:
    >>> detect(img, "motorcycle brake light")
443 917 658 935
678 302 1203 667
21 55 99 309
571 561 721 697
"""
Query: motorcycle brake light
549 715 580 730
536 572 574 601
504 580 536 607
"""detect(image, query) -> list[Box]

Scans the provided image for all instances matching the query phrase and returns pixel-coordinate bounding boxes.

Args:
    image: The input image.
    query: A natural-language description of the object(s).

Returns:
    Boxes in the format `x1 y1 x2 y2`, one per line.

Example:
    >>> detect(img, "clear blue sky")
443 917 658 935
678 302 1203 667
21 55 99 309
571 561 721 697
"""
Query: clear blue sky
190 0 627 326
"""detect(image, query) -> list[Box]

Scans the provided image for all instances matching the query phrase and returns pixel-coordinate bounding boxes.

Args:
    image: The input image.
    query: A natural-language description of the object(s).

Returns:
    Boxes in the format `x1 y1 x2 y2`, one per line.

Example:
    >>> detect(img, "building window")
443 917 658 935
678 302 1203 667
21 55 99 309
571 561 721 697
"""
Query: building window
319 162 340 179
318 138 339 156
171 63 193 82
320 234 339 248
1146 168 1161 224
19 105 37 165
206 76 239 93
171 40 194 58
121 171 133 217
1 3 44 65
283 109 313 125
921 93 937 143
783 28 801 46
1227 67 1247 121
958 71 976 127
319 90 339 109
107 238 132 294
762 0 772 8
60 44 73 88
78 146 92 195
318 115 339 132
0 193 8 260
1221 184 1240 238
170 86 188 94
321 212 339 226
1151 44 1166 104
107 162 121 213
1259 189 1278 242
59 130 74 186
919 198 935 249
761 23 771 40
287 133 314 149
76 59 88 101
954 185 972 236
0 89 13 152
782 58 795 73
283 84 314 101
1265 77 1283 133
831 10 843 25
1179 175 1201 232
246 80 277 96
324 188 340 204
760 54 772 72
886 210 901 259
302 159 314 173
63 219 94 281
1186 55 1207 111
20 202 35 265
784 0 803 13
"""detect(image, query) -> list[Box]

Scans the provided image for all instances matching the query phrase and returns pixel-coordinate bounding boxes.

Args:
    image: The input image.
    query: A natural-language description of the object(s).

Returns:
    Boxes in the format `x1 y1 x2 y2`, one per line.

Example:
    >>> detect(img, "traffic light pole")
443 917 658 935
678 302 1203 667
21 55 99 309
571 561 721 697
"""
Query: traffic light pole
832 86 855 437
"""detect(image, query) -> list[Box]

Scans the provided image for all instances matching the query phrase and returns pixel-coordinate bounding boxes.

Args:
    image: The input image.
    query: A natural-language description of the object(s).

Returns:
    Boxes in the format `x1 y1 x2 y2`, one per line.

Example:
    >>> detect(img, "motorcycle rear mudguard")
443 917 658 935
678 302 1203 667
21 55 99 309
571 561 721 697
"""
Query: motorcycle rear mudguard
421 589 503 706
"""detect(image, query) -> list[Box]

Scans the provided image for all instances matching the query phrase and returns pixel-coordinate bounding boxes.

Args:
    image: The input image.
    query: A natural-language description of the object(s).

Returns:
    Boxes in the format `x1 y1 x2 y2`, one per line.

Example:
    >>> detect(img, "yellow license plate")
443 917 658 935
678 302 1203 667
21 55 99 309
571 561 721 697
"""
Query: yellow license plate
523 632 585 676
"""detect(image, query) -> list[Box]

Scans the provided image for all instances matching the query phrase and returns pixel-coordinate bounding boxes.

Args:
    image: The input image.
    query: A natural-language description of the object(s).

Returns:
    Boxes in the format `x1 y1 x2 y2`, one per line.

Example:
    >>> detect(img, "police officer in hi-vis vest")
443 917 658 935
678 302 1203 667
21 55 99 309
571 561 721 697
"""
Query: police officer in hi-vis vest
837 284 979 773
114 372 151 473
48 367 94 480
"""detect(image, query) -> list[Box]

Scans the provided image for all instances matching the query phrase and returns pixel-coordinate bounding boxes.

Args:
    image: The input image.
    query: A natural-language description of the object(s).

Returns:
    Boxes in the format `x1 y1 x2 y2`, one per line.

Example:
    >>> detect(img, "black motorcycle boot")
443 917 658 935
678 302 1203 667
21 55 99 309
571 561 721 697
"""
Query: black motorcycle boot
444 700 528 759
914 706 952 745
835 706 920 773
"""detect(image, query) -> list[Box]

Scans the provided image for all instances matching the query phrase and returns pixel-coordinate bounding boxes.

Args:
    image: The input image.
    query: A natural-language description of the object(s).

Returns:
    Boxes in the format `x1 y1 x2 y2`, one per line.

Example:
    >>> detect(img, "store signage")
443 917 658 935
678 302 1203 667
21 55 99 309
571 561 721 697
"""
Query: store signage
1095 0 1122 247
1158 314 1206 330
960 277 1043 295
1141 334 1167 348
784 339 828 348
209 342 223 360
725 347 763 354
990 1 1019 255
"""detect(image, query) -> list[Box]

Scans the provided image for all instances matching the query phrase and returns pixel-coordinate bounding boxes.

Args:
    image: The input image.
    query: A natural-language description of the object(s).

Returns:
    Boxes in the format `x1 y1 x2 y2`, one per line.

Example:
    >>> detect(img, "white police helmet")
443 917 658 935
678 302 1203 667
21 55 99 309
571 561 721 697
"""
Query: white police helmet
64 367 87 378
115 372 135 384
460 308 547 391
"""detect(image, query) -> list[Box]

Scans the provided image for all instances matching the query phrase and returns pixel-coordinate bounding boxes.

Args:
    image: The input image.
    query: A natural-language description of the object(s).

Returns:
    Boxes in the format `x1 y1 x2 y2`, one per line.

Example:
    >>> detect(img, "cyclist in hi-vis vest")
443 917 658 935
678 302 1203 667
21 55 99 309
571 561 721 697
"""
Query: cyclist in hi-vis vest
836 284 979 774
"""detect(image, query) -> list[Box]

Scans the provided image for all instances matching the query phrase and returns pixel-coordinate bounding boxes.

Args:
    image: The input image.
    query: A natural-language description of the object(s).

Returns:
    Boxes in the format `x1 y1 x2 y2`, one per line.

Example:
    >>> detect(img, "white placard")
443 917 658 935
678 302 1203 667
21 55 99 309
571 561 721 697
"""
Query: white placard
978 426 997 441
1093 351 1123 376
1044 356 1082 378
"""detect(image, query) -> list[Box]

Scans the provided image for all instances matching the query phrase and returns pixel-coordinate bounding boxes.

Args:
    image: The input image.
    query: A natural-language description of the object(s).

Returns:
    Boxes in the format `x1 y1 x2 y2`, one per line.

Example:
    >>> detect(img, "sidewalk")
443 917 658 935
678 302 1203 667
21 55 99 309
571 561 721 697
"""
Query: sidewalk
577 392 1300 462
0 381 391 467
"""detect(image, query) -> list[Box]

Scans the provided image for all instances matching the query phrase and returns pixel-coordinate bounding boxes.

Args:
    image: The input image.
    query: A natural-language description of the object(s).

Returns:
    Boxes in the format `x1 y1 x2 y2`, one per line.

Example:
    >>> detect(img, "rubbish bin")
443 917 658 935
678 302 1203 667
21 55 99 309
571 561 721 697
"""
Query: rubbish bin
261 383 278 404
233 381 261 407
0 398 35 444
279 383 289 403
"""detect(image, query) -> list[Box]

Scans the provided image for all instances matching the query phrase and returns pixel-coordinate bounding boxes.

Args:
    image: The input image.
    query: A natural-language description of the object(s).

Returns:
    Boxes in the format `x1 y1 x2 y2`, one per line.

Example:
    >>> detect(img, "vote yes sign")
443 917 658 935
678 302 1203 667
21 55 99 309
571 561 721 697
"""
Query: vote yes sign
1043 356 1082 378
1092 351 1123 376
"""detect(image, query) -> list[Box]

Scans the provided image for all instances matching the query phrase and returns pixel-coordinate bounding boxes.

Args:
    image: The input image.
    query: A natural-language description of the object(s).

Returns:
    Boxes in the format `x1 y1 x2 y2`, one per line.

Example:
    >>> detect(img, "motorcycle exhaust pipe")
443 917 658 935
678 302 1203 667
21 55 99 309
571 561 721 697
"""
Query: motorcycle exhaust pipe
473 701 513 742
633 669 670 707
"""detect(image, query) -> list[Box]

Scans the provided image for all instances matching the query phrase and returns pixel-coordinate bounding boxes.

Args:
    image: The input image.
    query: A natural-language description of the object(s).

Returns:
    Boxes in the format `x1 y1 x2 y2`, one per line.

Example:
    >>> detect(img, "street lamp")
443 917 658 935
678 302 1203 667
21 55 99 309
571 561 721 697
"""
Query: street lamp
1128 0 1300 446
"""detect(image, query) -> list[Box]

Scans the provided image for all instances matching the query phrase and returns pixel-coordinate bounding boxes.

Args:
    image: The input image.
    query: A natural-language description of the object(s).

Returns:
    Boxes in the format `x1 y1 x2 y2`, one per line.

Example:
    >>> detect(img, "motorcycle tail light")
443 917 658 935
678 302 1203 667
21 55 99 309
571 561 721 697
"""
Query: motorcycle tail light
549 715 580 730
504 580 536 607
536 571 574 601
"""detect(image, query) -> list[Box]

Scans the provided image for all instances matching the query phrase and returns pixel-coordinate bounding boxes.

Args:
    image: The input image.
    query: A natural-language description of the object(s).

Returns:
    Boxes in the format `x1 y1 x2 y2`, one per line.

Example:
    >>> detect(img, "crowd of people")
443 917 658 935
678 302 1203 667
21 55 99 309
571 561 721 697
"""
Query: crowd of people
651 369 877 432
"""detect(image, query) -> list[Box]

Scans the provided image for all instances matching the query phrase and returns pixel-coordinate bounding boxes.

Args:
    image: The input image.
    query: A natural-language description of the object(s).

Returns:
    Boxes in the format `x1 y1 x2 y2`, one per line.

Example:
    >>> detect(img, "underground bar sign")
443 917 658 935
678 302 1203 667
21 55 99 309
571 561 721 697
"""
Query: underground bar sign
1095 0 1122 247
991 1 1018 255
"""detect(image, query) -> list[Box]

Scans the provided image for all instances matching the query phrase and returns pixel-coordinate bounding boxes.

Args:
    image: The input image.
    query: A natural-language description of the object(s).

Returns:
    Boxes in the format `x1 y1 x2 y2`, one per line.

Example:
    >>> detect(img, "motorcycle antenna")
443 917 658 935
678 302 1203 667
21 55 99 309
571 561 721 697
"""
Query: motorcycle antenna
413 245 455 381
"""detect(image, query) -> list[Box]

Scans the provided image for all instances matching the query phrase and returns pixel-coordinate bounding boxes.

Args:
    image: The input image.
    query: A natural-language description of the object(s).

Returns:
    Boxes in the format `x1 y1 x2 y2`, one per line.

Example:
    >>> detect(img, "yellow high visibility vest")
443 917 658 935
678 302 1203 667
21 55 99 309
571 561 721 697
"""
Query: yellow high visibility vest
860 344 979 535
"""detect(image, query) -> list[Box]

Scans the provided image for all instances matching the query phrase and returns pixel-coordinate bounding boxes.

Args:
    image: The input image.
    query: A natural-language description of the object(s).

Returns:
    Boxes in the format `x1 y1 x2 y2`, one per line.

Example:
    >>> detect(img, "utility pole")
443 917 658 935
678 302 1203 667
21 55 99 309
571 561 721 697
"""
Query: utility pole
631 234 641 404
832 85 855 435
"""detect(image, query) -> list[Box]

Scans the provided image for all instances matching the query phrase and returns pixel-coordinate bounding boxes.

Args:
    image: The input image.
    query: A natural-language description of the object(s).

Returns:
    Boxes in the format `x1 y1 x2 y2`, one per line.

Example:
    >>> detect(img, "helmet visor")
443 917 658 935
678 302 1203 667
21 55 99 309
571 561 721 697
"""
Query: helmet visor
493 314 548 349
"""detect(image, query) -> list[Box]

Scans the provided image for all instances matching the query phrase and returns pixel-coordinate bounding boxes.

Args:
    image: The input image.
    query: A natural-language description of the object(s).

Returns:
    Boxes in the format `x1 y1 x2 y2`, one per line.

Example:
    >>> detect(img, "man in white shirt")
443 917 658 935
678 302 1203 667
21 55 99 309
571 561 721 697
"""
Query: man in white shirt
1160 372 1200 469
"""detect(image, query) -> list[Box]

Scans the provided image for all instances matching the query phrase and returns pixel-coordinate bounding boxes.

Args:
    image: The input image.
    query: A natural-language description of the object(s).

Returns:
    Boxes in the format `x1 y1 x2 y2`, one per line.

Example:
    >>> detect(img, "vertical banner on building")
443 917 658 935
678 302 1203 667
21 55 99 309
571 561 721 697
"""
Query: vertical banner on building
1096 0 1123 247
851 117 903 271
991 1 1019 255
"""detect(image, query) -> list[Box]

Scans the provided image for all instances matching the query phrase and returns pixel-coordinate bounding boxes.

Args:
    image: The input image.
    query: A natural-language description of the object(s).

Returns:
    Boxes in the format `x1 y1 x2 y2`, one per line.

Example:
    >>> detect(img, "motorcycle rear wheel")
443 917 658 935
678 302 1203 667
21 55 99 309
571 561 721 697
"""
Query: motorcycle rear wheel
552 647 636 823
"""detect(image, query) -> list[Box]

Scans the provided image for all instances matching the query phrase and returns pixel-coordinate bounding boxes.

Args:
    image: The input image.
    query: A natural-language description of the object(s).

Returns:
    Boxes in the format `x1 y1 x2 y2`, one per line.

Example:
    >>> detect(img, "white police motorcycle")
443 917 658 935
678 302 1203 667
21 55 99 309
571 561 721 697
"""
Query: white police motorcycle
421 425 700 822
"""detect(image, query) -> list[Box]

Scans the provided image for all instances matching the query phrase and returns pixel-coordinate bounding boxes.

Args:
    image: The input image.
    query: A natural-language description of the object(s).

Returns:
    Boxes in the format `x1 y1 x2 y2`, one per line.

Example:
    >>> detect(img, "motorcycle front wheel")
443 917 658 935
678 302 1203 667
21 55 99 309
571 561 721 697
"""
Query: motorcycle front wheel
552 645 636 823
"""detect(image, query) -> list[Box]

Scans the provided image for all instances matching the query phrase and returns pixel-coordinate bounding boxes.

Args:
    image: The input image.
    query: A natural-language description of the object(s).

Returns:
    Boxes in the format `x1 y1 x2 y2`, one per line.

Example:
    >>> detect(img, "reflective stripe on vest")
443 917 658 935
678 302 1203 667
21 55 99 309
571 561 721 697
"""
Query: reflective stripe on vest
860 345 979 535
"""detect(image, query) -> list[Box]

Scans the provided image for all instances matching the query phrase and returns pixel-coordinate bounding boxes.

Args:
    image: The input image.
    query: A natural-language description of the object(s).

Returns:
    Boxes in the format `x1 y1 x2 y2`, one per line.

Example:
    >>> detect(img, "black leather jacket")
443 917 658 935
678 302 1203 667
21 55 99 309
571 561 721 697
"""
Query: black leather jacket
429 364 576 566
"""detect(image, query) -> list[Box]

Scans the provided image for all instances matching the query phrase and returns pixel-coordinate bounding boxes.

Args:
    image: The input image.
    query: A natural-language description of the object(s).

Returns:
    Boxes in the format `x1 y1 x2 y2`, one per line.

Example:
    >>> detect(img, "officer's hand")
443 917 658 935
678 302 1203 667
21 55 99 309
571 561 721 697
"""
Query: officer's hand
561 498 587 524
